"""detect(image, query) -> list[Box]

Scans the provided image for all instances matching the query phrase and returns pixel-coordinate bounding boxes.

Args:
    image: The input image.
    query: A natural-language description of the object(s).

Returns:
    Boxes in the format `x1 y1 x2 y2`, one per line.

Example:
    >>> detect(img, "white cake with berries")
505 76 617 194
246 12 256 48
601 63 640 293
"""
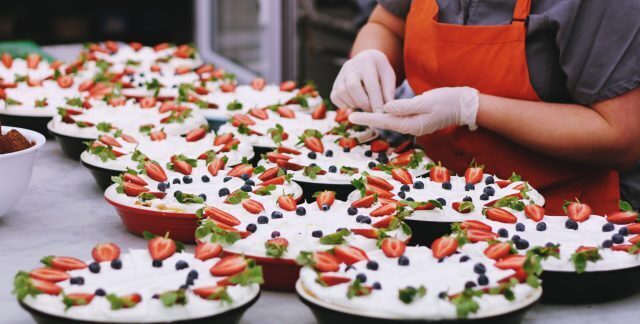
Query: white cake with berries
15 240 261 323
297 245 541 320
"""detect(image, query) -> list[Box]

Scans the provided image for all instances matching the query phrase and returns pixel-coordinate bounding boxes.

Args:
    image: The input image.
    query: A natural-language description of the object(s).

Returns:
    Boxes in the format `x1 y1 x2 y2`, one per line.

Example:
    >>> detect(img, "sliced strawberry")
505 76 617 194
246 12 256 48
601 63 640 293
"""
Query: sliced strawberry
318 274 351 286
338 137 358 149
56 75 74 88
148 191 167 199
171 160 193 175
372 216 393 228
123 182 149 197
214 133 234 146
104 40 119 52
251 77 266 90
464 166 484 184
450 202 472 214
195 242 223 261
64 293 95 307
303 137 324 153
42 256 87 271
607 211 639 225
629 235 640 244
311 102 327 119
154 42 171 51
249 107 268 120
627 223 640 234
117 294 142 308
334 108 352 123
333 246 368 265
129 42 143 51
485 207 517 223
280 80 296 91
351 195 377 208
429 164 450 183
91 243 121 262
120 134 138 144
467 229 497 243
524 204 545 222
565 200 592 222
242 199 265 214
30 268 70 283
193 286 229 299
207 158 227 176
460 220 492 232
370 203 396 217
26 53 41 69
98 135 122 148
389 150 416 167
350 228 380 239
366 139 389 153
365 185 395 199
431 236 458 259
393 139 412 154
31 278 62 296
391 168 413 185
78 79 94 92
185 127 207 142
381 238 406 258
150 130 167 141
204 207 241 226
484 242 513 260
258 167 280 182
258 175 287 187
312 252 340 272
277 159 305 171
227 164 253 178
495 254 526 273
210 255 247 276
123 173 148 186
266 152 291 163
139 97 157 108
144 162 168 182
496 180 512 188
1 52 12 68
315 190 335 209
277 195 297 211
366 175 394 191
148 235 177 261
277 106 296 118
220 82 236 92
277 146 301 155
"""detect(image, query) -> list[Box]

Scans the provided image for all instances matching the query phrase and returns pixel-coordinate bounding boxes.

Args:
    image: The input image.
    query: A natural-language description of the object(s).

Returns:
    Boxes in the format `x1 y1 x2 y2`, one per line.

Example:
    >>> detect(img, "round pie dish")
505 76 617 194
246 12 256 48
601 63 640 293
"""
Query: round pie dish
0 111 52 139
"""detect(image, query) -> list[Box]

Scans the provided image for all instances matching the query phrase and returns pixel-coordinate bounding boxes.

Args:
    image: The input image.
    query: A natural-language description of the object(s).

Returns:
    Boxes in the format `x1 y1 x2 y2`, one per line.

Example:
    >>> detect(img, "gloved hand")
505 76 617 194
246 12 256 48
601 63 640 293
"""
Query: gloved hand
330 49 396 112
348 87 480 136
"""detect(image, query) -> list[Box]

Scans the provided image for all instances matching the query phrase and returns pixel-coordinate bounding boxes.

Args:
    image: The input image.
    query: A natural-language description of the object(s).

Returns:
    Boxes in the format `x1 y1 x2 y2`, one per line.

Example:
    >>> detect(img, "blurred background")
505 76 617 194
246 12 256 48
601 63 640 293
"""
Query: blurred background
0 0 377 98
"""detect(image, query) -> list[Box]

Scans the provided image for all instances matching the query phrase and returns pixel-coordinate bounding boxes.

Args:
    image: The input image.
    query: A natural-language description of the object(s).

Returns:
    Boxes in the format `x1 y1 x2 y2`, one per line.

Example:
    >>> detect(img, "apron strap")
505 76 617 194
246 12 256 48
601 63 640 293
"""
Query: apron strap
512 0 532 23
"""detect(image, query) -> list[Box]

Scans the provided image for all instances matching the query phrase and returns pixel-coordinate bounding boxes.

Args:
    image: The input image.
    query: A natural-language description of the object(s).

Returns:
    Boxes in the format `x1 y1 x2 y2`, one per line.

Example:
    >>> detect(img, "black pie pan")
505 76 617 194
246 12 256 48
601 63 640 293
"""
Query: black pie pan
47 124 92 160
80 158 123 190
0 113 52 138
18 291 260 324
404 219 454 247
294 180 354 203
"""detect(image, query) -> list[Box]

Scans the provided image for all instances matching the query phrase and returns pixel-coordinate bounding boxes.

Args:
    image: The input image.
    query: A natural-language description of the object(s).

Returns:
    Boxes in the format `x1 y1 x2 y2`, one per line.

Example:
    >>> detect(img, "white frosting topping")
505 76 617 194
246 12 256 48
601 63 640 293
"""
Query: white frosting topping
0 58 54 83
299 245 540 320
22 250 259 323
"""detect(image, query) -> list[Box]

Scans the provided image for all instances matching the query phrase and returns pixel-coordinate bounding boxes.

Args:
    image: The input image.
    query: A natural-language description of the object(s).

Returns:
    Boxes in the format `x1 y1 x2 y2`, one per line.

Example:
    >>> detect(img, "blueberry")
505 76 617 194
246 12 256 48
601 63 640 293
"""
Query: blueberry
441 182 452 190
201 175 210 183
602 222 615 232
413 181 424 189
602 239 613 248
465 183 475 191
398 255 410 266
366 261 379 270
376 153 389 164
164 182 170 189
356 273 367 283
89 262 101 273
175 260 189 270
257 216 269 224
343 147 351 153
347 207 358 216
397 191 406 199
437 198 447 206
95 288 106 296
465 281 477 289
173 178 181 184
400 184 410 192
328 166 337 173
241 184 252 192
372 282 382 290
405 197 414 202
511 235 521 242
438 291 448 299
515 239 530 249
362 216 372 224
152 260 163 267
485 176 495 184
355 215 364 223
325 150 333 157
312 230 323 238
199 193 207 201
188 269 199 279
478 275 489 286
296 206 307 216
223 176 232 182
173 190 182 198
271 231 281 238
245 179 255 186
438 258 445 263
536 222 547 231
70 277 84 285
515 223 526 232
271 211 283 219
246 223 257 233
479 194 489 201
612 234 624 244
111 259 122 270
459 255 470 262
240 173 251 180
186 277 195 286
545 242 556 247
565 219 578 230
619 227 629 236
307 152 317 159
183 176 192 184
309 163 317 168
473 263 486 274
218 188 230 197
157 182 166 192
463 196 473 202
368 162 377 169
483 186 495 196
321 204 330 211
498 228 509 238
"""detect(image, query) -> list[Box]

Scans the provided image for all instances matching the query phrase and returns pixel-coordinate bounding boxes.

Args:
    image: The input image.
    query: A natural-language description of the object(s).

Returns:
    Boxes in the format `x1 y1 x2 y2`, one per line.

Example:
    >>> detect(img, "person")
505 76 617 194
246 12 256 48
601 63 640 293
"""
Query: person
331 0 640 214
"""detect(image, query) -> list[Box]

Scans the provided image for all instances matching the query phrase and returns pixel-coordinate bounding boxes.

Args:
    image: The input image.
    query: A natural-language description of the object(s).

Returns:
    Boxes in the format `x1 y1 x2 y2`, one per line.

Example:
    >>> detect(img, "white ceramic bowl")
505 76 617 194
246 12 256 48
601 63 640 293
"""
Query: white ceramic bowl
0 126 46 217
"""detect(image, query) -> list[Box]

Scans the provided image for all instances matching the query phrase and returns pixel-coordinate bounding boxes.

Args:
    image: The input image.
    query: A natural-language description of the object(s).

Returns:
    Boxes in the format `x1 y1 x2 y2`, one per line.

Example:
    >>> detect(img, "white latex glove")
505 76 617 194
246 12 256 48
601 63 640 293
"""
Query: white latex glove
330 49 396 112
348 87 480 136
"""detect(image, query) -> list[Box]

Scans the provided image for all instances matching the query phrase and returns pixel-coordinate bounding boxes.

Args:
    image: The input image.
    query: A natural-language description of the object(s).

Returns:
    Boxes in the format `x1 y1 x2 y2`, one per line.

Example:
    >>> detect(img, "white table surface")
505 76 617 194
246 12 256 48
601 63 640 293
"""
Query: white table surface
1 140 639 323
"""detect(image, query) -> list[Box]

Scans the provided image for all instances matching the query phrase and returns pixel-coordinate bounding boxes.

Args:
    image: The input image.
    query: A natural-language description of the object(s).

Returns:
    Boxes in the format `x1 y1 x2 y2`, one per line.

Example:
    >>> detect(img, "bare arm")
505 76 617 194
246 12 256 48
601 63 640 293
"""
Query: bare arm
477 88 640 170
351 5 406 81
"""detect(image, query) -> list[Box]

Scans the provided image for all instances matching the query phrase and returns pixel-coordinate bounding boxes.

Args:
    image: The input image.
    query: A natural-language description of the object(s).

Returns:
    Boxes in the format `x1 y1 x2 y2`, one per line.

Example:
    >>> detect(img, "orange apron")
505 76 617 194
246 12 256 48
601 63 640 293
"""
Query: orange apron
404 0 619 214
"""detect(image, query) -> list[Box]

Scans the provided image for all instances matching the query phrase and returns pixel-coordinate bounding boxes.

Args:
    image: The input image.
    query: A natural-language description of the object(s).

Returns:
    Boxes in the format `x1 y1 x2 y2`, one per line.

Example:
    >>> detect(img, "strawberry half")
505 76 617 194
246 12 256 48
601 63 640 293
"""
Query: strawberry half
277 146 301 155
460 220 492 232
627 223 640 234
29 268 70 283
381 238 406 258
139 97 157 108
64 293 95 307
204 207 241 226
467 229 497 243
391 168 413 185
333 245 368 265
350 228 380 239
227 164 253 178
258 166 281 181
277 106 296 118
365 185 395 199
338 137 358 149
464 163 484 184
26 53 41 69
484 207 517 223
277 195 297 211
303 136 324 153
148 234 177 261
42 256 87 271
370 203 396 217
186 127 207 142
311 102 327 119
431 236 458 259
280 80 296 91
311 252 340 272
144 162 168 182
31 278 62 296
429 163 450 183
351 195 377 208
56 76 74 89
1 52 12 68
123 173 148 186
242 199 265 214
372 216 393 228
92 243 121 262
207 157 227 176
266 152 291 163
564 200 592 222
315 190 335 210
171 160 193 175
524 204 545 222
366 175 394 191
99 135 122 148
251 77 266 90
370 139 390 153
210 255 247 276
318 274 351 286
193 286 229 300
123 182 149 197
195 242 223 261
484 242 513 260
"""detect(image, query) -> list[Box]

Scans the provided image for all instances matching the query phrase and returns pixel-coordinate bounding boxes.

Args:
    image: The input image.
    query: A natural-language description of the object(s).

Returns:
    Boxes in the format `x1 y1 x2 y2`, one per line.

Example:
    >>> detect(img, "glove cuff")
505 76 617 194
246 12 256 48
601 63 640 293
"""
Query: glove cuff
459 87 480 131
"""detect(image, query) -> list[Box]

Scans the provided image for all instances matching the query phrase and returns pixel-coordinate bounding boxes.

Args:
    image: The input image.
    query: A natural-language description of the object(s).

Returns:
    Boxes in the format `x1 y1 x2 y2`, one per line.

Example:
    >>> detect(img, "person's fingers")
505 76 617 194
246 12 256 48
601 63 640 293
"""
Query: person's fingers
361 69 384 112
349 112 419 135
330 73 348 108
332 78 356 108
375 56 396 103
345 73 371 111
381 97 427 116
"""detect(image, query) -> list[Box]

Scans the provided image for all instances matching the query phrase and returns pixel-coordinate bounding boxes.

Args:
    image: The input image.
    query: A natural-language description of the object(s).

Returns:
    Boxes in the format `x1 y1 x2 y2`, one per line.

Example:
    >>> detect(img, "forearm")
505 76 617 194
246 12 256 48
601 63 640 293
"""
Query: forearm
477 94 639 169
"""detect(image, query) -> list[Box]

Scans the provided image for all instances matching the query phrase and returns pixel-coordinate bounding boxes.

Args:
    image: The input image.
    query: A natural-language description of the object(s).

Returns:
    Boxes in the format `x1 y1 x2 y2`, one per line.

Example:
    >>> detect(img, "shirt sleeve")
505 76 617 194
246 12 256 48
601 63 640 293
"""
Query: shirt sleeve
376 0 412 18
550 0 640 105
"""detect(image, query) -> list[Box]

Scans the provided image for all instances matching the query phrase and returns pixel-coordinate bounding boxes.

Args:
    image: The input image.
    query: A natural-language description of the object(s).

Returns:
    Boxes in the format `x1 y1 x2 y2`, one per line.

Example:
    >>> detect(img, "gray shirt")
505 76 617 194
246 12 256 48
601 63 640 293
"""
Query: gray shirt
378 0 640 106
